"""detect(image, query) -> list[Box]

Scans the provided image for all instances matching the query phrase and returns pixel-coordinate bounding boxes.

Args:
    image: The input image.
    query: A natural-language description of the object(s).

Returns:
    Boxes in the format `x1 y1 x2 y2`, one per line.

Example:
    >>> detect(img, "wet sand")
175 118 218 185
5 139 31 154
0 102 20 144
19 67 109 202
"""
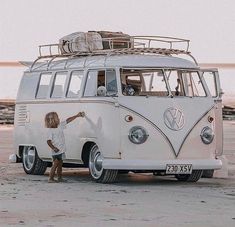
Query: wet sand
0 122 235 227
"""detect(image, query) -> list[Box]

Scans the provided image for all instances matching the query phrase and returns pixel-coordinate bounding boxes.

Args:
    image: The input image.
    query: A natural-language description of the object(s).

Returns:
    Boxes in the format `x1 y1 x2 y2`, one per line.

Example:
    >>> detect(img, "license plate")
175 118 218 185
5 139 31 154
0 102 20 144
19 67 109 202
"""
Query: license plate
166 164 192 174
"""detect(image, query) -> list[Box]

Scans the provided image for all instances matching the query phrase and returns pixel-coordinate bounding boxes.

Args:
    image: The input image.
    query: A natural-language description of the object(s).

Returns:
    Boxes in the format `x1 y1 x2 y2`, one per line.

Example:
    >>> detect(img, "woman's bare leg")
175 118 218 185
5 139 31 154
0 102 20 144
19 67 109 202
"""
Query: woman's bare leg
49 159 59 182
57 160 63 181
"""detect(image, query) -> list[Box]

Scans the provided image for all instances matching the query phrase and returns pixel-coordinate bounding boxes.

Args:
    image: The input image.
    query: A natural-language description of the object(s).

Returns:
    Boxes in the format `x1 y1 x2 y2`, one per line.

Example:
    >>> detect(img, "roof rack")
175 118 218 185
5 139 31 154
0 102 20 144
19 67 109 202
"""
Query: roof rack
30 35 197 71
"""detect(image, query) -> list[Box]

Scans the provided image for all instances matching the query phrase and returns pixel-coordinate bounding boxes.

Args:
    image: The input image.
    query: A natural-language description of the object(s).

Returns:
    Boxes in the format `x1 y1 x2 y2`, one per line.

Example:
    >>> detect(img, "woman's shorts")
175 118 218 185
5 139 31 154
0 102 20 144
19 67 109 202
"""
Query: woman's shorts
52 153 65 161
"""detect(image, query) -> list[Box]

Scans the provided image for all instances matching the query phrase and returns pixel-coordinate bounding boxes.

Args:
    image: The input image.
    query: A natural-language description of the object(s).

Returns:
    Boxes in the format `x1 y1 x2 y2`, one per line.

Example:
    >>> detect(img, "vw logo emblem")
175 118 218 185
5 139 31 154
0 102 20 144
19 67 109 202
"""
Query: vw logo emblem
164 107 185 131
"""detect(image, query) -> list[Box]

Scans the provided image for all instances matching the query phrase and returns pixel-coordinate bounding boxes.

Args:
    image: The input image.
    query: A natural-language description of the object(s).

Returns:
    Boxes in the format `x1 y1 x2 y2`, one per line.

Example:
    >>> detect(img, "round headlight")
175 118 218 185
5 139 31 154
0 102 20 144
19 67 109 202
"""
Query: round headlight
200 126 214 144
128 126 148 144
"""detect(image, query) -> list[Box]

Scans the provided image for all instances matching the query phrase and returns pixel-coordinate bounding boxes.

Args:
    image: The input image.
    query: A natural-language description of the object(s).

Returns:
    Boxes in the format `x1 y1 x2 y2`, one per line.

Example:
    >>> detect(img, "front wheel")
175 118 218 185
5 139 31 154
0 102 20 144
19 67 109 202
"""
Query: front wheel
175 170 203 182
22 146 47 175
88 144 118 183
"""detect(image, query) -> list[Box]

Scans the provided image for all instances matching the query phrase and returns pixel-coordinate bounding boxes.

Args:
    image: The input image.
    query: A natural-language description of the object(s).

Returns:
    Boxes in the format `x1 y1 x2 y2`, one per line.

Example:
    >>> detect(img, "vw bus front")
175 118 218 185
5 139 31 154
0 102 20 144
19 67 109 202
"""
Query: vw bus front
99 62 223 182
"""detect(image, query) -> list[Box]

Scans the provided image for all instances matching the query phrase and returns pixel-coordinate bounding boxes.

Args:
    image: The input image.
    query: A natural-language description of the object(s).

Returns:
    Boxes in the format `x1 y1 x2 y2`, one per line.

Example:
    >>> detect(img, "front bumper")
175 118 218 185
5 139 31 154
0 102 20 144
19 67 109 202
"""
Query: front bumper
102 159 222 170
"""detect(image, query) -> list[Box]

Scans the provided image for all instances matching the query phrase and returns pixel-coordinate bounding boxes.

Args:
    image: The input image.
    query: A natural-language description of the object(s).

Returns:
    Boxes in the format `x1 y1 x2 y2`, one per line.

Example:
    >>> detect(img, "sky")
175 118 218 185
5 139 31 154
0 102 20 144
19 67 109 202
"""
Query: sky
0 0 235 98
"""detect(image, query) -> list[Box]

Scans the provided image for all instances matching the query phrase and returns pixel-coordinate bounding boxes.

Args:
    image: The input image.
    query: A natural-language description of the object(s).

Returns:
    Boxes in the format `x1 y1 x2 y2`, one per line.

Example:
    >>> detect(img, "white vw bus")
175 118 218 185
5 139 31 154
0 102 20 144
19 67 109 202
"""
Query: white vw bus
13 33 223 183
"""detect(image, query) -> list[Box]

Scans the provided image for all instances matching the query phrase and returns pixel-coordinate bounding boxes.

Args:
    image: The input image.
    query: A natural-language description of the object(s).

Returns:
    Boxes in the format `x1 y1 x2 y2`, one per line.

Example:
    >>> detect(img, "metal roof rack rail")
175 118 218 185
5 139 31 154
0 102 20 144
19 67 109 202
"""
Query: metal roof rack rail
30 35 197 71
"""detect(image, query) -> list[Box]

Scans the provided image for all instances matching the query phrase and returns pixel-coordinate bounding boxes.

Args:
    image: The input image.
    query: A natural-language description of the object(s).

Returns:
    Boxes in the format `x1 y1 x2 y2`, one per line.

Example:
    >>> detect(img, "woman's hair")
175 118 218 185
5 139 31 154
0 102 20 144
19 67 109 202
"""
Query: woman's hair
45 112 60 128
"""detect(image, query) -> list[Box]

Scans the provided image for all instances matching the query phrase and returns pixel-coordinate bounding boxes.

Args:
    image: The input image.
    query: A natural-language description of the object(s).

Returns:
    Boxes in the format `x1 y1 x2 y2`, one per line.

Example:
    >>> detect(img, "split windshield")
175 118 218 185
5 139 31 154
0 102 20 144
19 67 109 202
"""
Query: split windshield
120 69 206 97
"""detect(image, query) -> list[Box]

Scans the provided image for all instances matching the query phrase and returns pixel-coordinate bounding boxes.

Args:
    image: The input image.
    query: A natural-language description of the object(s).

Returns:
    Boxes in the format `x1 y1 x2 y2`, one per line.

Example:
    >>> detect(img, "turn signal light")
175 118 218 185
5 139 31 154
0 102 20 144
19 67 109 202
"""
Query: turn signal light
208 116 214 123
125 115 133 122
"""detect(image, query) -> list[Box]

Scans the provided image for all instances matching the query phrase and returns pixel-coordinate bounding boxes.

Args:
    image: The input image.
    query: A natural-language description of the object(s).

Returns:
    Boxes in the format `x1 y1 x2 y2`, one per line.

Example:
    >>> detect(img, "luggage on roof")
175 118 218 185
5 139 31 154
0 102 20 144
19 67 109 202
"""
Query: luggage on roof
59 31 133 54
97 31 133 49
59 31 103 54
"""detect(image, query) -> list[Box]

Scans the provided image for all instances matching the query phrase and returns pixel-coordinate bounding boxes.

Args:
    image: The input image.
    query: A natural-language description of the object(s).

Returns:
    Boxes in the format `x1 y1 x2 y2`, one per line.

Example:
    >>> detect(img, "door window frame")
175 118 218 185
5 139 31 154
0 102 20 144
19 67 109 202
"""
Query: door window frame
83 68 118 97
200 69 221 98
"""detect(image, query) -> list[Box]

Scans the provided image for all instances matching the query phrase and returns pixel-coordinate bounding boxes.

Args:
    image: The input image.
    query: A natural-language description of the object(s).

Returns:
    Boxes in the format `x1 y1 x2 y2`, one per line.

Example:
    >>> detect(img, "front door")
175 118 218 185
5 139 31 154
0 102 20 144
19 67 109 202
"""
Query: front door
80 68 121 159
201 69 223 156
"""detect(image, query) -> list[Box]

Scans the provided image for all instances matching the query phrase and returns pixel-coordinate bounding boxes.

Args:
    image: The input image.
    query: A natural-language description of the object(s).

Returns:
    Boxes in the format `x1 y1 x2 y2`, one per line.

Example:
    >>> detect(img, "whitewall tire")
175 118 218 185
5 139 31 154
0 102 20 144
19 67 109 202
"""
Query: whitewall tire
88 144 118 183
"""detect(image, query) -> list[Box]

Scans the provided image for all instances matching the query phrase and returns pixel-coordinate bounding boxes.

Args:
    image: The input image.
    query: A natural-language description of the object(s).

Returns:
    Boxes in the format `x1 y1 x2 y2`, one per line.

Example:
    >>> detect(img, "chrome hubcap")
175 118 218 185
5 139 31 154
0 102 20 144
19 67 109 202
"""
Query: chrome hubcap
23 147 36 171
89 145 103 179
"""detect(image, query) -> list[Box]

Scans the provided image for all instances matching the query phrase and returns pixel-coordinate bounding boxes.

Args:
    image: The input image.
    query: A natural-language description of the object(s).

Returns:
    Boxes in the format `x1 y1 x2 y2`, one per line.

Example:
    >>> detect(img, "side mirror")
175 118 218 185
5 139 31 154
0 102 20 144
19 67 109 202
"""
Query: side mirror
97 86 107 96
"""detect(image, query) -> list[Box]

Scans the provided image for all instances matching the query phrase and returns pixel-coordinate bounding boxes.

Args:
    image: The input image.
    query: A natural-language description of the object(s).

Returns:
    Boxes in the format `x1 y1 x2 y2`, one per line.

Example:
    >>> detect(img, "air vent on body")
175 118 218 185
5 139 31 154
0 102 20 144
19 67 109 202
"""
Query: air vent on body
17 105 29 126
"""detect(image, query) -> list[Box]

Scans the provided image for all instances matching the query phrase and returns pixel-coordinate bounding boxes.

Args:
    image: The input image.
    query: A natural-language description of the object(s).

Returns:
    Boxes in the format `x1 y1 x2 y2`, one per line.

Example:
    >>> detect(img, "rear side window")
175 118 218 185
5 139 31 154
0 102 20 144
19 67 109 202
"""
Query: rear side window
36 73 52 99
51 72 67 98
67 71 84 98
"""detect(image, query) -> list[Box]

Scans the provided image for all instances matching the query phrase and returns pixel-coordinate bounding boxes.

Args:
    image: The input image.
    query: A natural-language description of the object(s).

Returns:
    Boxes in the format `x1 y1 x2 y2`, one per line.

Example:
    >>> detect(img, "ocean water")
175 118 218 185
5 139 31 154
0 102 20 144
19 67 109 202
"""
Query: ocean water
0 67 234 99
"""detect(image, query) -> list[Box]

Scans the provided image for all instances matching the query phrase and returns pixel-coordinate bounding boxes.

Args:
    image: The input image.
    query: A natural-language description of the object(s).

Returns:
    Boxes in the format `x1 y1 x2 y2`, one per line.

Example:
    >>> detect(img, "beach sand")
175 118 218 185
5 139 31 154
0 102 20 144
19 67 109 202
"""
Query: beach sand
0 123 235 227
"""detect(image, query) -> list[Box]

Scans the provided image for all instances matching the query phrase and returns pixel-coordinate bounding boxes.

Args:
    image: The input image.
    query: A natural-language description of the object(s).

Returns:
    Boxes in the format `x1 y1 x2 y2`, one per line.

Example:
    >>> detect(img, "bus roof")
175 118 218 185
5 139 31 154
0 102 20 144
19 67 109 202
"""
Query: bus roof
28 54 198 72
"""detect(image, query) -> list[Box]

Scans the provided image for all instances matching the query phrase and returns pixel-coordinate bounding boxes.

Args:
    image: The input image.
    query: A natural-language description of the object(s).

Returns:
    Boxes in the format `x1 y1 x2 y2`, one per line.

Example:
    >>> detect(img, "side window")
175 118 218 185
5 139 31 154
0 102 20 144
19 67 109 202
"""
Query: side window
51 72 67 98
202 71 217 97
106 69 117 95
84 69 117 97
84 71 98 97
97 70 105 87
67 71 83 98
36 73 52 99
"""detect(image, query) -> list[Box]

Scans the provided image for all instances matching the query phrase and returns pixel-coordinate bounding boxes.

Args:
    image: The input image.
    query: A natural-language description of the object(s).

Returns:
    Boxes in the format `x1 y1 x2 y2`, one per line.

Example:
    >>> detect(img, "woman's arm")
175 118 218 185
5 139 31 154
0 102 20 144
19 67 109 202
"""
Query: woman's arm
47 140 59 152
66 112 85 124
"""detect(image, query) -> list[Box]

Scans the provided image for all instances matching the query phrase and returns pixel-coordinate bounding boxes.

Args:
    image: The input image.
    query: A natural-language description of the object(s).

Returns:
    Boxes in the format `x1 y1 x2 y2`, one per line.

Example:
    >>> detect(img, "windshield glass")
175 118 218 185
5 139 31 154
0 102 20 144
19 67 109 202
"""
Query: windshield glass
166 70 206 97
120 69 206 97
120 69 169 96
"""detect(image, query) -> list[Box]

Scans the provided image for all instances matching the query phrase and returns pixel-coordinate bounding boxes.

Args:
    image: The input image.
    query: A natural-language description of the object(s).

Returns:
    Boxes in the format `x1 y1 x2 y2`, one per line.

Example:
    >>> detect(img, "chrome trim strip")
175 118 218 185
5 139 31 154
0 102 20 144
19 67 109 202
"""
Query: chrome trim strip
15 99 116 105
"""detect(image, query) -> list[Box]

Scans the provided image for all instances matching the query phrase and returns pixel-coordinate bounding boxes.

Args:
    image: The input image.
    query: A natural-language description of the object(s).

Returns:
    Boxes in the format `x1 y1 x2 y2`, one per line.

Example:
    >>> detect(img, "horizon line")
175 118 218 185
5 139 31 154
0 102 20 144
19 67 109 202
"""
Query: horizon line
0 61 235 68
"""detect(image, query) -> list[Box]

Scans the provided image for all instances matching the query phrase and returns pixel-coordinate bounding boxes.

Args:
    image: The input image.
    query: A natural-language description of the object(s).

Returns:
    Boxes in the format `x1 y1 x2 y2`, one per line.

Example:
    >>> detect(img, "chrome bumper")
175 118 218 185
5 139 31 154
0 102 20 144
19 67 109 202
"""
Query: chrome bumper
102 159 222 170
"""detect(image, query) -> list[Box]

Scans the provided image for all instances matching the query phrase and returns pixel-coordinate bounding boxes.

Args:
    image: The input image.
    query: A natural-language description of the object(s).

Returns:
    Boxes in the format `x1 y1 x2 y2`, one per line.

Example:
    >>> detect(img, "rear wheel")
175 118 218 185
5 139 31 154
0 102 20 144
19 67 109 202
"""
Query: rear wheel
88 144 118 183
22 146 47 175
175 170 203 182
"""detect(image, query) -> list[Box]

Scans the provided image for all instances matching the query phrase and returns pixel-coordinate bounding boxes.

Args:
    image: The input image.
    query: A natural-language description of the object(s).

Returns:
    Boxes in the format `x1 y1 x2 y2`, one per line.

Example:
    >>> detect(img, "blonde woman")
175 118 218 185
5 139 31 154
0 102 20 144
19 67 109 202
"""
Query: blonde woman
45 111 85 183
